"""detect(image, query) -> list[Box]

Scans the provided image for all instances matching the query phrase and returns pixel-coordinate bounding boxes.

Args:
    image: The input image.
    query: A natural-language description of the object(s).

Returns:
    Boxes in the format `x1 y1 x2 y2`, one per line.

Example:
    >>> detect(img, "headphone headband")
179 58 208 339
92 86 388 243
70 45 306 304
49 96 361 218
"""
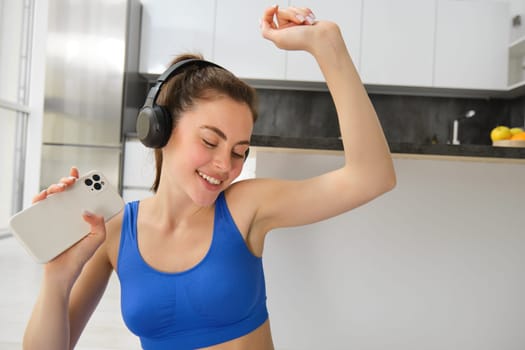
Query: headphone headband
142 59 225 110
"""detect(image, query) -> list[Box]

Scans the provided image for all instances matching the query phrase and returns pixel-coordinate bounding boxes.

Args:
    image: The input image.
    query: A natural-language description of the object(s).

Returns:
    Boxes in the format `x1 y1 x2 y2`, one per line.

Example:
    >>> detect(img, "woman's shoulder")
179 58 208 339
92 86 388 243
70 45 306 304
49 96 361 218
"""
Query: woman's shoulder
226 177 272 194
223 178 270 223
104 198 153 268
224 178 259 204
225 177 281 205
104 205 125 269
224 179 274 254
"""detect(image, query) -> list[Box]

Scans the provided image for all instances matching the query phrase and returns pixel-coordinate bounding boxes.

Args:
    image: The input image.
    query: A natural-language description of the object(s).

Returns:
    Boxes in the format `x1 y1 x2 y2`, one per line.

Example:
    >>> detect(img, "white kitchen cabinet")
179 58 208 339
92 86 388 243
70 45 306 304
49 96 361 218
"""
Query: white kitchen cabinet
434 0 509 90
285 0 362 82
139 0 216 74
360 0 436 87
122 138 155 201
508 36 525 88
214 0 287 79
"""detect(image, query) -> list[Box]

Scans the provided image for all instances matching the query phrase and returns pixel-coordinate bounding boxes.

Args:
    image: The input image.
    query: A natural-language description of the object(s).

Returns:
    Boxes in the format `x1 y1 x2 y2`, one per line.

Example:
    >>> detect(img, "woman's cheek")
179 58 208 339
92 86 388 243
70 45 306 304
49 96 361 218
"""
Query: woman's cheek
189 145 212 165
231 162 244 179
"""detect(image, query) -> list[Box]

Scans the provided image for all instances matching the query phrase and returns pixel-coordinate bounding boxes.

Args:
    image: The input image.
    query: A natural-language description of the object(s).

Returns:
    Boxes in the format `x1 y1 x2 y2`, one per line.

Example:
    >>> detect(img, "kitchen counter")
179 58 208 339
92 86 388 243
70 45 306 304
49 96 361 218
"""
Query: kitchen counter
250 135 525 161
126 132 525 161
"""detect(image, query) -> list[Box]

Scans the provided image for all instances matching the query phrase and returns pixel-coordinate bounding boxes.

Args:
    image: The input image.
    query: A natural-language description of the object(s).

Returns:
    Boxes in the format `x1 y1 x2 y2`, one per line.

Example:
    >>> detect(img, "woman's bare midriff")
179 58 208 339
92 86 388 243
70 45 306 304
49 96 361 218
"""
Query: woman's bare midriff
198 320 274 350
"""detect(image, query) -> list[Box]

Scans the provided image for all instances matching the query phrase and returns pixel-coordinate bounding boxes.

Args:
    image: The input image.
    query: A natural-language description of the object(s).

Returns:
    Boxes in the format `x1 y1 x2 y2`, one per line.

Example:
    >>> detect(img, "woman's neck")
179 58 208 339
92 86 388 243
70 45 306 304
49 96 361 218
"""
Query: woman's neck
145 183 208 231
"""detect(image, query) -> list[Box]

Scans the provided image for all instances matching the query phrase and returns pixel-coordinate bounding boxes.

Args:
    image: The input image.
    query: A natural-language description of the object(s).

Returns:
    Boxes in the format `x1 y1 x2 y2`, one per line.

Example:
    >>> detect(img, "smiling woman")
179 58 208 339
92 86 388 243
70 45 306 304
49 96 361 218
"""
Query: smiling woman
22 5 395 350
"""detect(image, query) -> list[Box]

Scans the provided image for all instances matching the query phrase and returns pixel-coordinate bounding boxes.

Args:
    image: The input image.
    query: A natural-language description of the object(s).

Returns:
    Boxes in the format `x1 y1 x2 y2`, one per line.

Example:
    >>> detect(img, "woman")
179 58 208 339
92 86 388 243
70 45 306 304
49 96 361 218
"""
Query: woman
23 5 396 350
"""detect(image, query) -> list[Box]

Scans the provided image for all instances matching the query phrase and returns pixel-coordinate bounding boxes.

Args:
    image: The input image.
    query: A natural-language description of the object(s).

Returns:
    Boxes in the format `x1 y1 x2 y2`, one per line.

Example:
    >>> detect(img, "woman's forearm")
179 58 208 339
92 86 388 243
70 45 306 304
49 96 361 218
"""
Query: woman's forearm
23 273 72 350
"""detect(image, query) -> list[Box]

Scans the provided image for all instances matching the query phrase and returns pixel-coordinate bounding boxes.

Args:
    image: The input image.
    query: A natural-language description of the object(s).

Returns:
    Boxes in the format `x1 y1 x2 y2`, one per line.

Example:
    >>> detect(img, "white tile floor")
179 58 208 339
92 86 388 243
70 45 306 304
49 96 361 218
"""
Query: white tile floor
0 235 140 349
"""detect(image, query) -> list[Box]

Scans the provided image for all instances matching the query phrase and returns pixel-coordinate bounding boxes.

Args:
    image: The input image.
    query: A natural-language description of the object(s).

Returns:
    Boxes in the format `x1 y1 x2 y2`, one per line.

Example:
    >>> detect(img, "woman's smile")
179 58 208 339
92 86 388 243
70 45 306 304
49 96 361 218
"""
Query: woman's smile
197 170 223 186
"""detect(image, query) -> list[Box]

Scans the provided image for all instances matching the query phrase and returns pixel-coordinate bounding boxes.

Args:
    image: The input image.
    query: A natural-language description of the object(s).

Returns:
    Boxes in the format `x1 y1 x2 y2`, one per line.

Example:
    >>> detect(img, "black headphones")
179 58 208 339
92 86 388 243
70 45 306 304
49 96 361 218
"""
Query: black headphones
136 59 224 148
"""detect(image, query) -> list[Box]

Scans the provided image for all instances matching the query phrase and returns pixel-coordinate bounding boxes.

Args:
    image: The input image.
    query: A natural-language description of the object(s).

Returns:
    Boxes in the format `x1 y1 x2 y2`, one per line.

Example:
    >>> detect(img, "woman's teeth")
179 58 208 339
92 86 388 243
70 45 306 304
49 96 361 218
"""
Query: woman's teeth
198 171 221 185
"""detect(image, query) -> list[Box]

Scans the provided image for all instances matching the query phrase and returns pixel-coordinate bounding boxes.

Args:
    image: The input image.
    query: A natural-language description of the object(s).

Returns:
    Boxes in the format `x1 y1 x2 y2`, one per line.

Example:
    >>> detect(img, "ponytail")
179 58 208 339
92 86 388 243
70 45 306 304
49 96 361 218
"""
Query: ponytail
152 149 163 192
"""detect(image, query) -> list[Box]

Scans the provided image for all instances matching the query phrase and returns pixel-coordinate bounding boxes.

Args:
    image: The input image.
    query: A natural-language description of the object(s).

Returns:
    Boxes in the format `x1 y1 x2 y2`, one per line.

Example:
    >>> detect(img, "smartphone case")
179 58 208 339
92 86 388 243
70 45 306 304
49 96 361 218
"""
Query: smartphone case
8 170 125 263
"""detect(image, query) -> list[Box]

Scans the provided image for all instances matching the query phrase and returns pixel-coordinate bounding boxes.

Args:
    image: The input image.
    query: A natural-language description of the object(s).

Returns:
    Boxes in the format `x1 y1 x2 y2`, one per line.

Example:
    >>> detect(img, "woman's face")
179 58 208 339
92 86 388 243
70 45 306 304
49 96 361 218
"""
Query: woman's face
163 96 254 206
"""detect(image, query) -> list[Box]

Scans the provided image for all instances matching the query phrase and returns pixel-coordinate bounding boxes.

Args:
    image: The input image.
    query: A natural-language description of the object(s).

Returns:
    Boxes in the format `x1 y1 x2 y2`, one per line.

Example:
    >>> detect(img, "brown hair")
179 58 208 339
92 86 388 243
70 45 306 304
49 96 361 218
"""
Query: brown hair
151 53 258 192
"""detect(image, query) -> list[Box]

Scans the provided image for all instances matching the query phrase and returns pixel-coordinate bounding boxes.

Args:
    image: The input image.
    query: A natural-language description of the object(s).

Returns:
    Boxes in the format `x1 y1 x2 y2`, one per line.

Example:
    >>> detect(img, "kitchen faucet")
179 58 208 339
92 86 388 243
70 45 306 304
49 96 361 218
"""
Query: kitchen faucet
451 109 476 145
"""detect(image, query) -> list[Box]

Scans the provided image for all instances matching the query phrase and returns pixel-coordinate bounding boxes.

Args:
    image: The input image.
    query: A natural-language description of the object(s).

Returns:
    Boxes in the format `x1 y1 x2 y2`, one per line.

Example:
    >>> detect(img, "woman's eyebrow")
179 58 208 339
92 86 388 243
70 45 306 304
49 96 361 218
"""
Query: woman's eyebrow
200 125 250 145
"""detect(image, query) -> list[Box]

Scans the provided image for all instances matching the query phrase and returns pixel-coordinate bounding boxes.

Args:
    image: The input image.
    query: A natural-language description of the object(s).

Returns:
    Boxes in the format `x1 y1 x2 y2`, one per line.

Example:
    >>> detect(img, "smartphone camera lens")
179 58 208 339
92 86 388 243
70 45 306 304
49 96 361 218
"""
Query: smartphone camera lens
94 182 102 191
85 179 93 186
93 174 100 181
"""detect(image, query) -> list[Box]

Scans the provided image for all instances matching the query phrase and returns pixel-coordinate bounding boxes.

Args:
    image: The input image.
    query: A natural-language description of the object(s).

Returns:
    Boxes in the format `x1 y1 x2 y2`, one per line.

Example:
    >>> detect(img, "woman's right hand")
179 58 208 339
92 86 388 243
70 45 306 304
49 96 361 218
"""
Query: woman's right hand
34 167 108 290
259 5 342 56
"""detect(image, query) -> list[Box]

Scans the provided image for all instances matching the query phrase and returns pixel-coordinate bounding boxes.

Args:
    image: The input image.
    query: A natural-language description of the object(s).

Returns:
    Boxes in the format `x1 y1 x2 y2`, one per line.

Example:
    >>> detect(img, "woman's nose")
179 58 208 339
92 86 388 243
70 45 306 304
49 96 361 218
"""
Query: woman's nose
213 151 231 171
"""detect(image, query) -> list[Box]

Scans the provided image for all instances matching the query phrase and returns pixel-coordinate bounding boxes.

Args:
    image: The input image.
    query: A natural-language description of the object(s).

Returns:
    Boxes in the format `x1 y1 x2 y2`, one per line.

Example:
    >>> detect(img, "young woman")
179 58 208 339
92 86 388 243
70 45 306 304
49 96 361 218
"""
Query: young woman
23 5 396 350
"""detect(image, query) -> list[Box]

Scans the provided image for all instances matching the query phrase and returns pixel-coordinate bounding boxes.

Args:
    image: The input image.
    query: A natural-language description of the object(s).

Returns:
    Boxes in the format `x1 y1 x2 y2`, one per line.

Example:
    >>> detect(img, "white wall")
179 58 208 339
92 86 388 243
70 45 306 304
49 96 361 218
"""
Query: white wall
256 149 525 350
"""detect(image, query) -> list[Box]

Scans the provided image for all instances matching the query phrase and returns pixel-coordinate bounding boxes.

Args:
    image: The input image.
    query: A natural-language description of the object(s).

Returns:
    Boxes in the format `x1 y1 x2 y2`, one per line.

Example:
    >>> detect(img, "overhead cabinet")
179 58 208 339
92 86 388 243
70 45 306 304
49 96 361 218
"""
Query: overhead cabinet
215 0 362 82
139 0 215 74
139 0 511 92
361 0 509 91
360 0 435 87
214 0 286 79
508 36 525 89
434 0 509 90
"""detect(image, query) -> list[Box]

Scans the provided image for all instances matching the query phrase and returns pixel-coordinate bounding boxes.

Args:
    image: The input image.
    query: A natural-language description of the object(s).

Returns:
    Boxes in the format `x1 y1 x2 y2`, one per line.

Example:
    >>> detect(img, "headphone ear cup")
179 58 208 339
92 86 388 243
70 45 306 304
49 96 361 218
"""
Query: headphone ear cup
137 59 223 148
136 105 173 148
155 105 173 147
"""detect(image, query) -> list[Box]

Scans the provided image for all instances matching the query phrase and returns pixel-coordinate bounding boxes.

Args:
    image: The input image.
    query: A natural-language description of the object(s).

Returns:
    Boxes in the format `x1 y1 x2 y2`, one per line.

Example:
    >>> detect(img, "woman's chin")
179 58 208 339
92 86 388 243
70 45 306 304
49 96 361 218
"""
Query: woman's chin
190 189 222 208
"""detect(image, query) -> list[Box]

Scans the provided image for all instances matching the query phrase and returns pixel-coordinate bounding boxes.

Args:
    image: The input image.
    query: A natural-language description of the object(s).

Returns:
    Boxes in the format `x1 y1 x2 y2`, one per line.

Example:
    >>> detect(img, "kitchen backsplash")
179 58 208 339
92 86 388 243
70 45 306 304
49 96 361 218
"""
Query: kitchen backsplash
253 89 339 139
253 89 525 146
509 95 525 129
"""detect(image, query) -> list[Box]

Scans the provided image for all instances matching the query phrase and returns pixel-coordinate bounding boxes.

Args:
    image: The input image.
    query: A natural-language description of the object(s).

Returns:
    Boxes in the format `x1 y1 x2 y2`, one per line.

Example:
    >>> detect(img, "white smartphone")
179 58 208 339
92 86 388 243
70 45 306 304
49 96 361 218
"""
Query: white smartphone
9 170 125 263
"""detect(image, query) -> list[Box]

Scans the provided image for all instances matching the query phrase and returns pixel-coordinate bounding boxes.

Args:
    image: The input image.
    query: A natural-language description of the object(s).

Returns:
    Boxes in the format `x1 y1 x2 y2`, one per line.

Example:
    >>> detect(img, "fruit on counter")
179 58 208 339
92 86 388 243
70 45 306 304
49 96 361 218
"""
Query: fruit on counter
490 126 512 141
510 127 524 135
510 132 525 141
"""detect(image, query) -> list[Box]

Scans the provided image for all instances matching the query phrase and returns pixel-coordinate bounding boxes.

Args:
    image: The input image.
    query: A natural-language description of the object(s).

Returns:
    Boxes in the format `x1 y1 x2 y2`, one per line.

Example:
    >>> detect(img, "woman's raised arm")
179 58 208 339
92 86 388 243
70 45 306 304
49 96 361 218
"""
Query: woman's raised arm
243 6 396 233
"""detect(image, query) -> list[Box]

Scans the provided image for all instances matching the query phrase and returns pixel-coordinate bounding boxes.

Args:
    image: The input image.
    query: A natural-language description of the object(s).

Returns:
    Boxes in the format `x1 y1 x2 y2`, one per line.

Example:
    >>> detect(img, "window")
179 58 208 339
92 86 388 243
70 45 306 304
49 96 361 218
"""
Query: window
0 0 34 232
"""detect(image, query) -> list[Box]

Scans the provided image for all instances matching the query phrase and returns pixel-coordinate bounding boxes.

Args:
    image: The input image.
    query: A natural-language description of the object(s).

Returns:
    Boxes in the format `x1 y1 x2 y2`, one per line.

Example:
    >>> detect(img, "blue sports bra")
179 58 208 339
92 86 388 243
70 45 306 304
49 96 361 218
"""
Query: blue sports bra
116 192 268 349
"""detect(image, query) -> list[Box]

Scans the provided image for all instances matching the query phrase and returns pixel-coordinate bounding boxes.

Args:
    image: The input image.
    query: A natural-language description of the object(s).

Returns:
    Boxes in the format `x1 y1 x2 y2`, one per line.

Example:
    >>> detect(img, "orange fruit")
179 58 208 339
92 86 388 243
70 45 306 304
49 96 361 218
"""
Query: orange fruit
510 132 525 141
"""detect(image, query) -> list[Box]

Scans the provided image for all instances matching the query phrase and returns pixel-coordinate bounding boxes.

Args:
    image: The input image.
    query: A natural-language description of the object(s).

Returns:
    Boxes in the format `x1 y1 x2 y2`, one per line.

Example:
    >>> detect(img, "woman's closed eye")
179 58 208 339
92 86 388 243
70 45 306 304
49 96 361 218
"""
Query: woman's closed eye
203 138 245 159
202 139 217 148
231 151 245 159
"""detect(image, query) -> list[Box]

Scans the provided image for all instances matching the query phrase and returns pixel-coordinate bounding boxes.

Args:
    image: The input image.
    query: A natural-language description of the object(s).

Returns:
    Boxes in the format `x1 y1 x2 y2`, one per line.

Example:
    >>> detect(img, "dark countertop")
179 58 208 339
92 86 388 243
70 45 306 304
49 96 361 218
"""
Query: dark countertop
126 133 525 160
250 135 525 160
